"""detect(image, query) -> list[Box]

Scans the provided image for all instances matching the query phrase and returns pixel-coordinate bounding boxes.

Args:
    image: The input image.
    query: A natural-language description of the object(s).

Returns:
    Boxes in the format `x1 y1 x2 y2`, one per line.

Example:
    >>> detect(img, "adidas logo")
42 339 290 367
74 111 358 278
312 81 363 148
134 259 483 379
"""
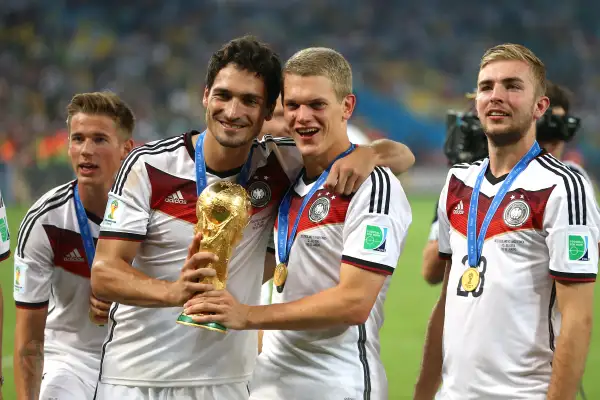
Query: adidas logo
453 200 465 215
64 249 85 262
165 191 187 204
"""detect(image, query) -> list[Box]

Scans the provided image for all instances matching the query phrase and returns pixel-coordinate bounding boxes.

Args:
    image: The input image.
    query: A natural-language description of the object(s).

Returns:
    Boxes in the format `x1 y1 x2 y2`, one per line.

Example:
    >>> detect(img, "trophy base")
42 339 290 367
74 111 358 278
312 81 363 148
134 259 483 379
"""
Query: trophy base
176 313 227 333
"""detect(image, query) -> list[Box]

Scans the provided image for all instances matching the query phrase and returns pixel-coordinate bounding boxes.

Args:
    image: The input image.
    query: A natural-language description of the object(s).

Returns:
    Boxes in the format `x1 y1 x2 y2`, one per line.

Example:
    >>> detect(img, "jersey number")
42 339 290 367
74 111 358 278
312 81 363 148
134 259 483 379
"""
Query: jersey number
456 255 487 297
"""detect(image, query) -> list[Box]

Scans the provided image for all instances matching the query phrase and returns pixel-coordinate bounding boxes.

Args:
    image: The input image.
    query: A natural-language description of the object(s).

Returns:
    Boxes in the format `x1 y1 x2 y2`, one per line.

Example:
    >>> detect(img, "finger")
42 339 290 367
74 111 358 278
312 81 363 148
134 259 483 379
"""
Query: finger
187 282 215 294
183 252 219 271
344 173 360 196
97 301 112 312
184 302 224 316
90 308 110 318
184 291 226 308
333 168 350 194
189 312 227 324
187 267 217 281
187 233 202 259
324 163 339 190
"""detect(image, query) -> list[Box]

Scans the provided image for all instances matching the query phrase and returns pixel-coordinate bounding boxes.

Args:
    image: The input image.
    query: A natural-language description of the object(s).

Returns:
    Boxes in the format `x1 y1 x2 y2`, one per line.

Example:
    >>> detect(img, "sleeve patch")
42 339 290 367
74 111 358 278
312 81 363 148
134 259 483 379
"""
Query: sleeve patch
362 224 389 253
14 260 27 294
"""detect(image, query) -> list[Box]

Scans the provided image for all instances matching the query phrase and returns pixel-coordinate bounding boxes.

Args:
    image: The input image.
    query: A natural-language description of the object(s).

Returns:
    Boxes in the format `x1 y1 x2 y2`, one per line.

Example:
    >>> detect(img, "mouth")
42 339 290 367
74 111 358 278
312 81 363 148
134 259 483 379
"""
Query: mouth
486 110 511 120
218 121 246 130
78 162 99 175
295 127 320 138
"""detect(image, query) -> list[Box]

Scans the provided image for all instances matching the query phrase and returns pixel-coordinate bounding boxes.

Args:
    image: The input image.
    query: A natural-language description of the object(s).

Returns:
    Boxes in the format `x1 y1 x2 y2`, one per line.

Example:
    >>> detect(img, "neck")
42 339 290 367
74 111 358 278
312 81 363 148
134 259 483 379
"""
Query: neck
487 129 536 177
198 130 253 172
77 182 109 218
304 135 352 179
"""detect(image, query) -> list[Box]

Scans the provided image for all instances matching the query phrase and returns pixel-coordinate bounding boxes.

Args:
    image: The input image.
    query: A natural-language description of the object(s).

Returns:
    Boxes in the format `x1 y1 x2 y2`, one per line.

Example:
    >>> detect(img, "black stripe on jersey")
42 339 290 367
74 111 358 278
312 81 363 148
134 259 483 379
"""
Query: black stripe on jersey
342 255 395 275
98 303 119 382
548 282 556 352
358 324 371 400
0 250 9 262
549 270 596 282
17 187 74 258
15 300 49 309
99 231 146 242
536 155 581 225
369 168 391 215
112 136 184 196
545 154 587 225
439 252 452 260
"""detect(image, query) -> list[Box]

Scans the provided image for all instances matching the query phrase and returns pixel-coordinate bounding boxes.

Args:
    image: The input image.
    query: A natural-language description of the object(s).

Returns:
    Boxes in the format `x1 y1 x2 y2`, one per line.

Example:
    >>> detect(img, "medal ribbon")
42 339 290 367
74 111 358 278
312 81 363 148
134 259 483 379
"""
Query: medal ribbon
73 183 96 269
195 130 254 196
277 144 356 265
467 141 540 267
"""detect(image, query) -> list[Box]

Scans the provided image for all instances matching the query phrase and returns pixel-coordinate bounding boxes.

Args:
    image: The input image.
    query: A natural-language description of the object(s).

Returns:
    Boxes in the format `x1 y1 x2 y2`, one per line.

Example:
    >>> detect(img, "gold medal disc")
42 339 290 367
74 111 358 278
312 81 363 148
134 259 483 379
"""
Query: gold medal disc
461 267 480 292
273 263 288 288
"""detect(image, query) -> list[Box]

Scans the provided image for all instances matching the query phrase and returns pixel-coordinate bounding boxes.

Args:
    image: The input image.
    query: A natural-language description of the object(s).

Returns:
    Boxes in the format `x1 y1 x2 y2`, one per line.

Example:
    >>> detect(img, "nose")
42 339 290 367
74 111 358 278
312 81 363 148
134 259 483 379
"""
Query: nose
223 99 241 121
490 83 505 104
80 138 94 156
296 105 312 124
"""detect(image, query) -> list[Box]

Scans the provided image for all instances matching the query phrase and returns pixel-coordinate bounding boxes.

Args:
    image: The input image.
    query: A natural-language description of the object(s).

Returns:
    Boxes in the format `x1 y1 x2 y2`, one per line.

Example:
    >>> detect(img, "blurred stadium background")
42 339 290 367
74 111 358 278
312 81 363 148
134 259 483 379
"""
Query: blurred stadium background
0 1 599 399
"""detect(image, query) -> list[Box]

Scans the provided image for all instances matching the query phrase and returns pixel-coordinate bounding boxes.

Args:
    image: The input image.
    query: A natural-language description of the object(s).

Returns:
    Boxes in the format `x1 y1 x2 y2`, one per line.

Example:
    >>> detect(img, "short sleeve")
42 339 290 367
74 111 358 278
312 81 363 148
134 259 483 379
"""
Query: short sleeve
341 167 412 275
99 154 151 241
0 190 10 261
260 135 303 182
427 200 440 242
13 218 54 308
545 179 600 282
438 173 452 259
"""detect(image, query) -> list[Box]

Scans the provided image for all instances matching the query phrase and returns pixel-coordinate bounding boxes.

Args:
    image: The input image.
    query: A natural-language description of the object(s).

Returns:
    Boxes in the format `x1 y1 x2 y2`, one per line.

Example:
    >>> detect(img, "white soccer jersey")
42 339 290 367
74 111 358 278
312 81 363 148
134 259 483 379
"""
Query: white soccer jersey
97 131 302 387
0 190 10 261
428 200 440 241
436 153 600 399
13 181 108 379
253 166 411 400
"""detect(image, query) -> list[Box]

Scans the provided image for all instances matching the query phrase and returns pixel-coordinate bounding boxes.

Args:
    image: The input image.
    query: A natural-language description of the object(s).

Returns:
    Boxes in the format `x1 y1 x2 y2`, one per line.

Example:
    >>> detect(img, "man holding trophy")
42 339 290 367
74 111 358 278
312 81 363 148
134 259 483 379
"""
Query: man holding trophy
91 36 414 399
184 47 411 400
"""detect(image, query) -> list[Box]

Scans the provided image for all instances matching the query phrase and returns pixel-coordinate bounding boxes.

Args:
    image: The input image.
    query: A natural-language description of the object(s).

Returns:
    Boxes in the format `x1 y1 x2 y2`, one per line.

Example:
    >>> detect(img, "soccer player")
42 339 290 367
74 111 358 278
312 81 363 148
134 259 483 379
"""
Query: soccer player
91 36 414 399
183 47 412 400
414 44 599 400
13 92 134 399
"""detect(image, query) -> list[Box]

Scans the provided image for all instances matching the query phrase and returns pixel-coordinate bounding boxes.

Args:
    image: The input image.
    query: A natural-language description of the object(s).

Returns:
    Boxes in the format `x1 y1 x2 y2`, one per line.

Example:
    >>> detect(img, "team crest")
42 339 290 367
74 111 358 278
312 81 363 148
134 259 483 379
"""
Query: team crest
503 199 530 228
308 196 331 223
248 181 271 208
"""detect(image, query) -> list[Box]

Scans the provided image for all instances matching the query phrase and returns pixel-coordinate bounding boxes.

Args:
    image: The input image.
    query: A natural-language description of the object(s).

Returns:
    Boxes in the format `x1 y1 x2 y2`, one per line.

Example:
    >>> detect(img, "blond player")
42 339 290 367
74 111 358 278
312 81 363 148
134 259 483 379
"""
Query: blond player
414 44 599 400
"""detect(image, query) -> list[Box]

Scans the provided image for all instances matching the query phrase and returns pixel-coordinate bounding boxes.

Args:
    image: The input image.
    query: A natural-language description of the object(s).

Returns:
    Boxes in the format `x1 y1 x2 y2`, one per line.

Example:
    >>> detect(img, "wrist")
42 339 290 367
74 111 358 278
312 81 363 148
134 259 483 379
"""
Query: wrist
244 304 260 330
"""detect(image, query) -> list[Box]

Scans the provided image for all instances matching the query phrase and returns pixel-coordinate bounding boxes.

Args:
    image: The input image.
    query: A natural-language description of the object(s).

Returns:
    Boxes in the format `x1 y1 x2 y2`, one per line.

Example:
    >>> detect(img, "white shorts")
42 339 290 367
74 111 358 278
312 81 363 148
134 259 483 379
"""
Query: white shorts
94 382 250 400
40 359 97 400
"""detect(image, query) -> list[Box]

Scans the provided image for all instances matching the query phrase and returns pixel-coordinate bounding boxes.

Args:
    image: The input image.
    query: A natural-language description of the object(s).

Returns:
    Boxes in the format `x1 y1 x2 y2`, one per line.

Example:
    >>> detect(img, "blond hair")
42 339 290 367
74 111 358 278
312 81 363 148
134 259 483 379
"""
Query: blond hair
283 47 352 101
480 43 547 96
66 91 135 139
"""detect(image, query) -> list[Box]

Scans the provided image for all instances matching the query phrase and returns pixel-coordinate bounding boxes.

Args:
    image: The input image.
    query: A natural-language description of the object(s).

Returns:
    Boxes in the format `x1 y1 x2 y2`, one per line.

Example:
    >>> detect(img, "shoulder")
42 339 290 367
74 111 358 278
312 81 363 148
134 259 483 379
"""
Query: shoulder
533 153 590 191
354 166 408 216
17 181 75 256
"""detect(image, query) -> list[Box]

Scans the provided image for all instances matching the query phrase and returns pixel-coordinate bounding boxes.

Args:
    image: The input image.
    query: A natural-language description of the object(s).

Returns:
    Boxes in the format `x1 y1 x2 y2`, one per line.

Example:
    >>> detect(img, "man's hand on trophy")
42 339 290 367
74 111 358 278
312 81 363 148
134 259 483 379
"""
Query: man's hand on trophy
183 290 250 330
325 145 376 196
89 295 111 325
169 249 219 307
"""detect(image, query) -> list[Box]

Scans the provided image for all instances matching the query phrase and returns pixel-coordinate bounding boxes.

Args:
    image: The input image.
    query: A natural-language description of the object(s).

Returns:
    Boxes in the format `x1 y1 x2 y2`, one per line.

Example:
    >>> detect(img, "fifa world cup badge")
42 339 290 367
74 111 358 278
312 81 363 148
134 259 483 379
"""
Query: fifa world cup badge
461 267 480 292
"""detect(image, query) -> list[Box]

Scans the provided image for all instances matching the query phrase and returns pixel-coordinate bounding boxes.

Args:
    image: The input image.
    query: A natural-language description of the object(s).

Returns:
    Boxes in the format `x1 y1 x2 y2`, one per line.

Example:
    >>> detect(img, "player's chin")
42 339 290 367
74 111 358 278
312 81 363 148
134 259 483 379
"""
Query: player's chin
214 127 256 148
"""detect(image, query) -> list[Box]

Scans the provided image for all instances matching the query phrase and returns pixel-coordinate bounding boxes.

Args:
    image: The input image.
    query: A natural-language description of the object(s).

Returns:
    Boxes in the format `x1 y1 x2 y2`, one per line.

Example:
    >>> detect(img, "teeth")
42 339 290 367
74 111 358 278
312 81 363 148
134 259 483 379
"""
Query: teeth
221 122 243 129
490 111 508 116
297 128 318 134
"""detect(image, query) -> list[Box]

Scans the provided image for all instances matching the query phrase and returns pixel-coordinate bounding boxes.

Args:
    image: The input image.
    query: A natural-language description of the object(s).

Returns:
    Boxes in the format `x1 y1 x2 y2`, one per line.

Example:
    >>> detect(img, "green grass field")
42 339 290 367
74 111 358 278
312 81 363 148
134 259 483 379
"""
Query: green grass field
1 197 599 399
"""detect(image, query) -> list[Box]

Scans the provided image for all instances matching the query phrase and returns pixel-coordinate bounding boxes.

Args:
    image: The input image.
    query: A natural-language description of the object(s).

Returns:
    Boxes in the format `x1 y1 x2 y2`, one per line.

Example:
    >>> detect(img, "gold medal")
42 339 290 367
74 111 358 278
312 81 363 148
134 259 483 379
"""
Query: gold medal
461 267 480 292
273 262 288 289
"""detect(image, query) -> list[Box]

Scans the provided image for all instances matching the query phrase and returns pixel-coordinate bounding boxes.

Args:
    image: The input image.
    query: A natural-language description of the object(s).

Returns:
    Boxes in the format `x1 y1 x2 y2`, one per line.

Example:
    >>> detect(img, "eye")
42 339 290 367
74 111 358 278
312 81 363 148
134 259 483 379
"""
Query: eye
311 102 326 110
71 135 83 142
285 103 299 111
94 137 108 144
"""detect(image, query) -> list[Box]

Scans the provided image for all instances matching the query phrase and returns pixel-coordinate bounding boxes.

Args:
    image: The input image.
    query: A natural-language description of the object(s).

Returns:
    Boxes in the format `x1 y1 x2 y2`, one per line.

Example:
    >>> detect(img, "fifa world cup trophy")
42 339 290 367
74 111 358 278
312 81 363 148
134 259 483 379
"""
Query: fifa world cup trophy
176 181 251 332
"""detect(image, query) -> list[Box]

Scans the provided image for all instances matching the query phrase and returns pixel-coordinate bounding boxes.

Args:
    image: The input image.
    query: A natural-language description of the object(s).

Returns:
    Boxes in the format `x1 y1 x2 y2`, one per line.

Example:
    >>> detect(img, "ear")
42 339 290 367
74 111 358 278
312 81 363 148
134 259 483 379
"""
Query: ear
202 87 209 109
533 95 550 120
121 138 134 160
342 94 356 121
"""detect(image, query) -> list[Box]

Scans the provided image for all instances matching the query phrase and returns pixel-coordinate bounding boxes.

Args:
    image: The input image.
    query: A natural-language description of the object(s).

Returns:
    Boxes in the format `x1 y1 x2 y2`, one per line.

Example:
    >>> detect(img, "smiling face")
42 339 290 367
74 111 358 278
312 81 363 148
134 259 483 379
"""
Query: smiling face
203 63 271 148
283 73 355 160
476 57 549 147
68 113 132 187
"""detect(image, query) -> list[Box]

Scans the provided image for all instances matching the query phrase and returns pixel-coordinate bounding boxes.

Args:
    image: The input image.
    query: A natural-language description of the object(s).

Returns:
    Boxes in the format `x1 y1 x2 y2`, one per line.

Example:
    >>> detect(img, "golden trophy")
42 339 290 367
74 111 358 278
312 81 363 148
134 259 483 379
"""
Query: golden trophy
176 181 252 333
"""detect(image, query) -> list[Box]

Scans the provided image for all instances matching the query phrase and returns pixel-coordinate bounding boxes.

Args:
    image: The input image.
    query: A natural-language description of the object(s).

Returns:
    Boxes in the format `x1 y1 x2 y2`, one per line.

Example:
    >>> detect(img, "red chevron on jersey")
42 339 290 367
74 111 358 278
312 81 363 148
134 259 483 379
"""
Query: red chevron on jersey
146 163 197 224
43 224 93 279
446 175 555 239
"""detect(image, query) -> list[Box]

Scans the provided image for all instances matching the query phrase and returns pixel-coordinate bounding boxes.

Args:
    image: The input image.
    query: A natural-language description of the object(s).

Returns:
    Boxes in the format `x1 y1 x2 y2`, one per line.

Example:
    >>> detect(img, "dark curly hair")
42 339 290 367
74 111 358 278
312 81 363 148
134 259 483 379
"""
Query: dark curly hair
205 35 282 111
545 81 572 114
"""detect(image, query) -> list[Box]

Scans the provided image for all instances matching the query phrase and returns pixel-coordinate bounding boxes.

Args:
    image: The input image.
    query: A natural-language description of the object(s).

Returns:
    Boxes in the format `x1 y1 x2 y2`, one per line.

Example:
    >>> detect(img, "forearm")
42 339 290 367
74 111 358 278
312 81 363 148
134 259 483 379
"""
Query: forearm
91 258 176 307
422 242 445 285
370 139 415 175
246 285 367 330
14 336 44 399
547 313 592 400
